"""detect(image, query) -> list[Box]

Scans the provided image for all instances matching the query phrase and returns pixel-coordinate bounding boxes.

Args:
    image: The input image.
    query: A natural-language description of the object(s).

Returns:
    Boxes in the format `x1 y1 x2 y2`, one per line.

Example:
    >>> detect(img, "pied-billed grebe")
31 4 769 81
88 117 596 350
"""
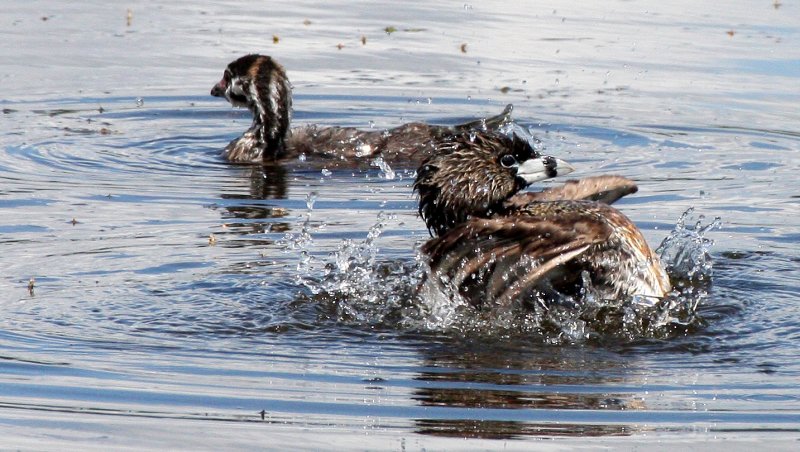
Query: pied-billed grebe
211 54 514 165
413 132 671 308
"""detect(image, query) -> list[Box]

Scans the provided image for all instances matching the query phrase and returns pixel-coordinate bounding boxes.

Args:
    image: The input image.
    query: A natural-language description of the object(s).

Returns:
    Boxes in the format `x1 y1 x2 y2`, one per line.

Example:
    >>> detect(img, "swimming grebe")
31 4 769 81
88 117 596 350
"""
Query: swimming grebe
413 132 671 309
211 54 514 165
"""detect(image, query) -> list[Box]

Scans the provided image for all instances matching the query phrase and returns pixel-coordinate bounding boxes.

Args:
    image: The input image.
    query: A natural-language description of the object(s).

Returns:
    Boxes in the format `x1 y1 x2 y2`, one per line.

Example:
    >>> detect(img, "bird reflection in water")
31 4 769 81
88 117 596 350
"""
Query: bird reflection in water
213 165 291 248
409 342 649 439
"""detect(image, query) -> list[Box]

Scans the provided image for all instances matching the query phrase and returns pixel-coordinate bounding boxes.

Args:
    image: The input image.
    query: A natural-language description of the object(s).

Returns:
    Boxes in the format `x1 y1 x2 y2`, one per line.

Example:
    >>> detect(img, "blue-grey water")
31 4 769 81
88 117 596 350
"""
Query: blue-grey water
1 1 799 449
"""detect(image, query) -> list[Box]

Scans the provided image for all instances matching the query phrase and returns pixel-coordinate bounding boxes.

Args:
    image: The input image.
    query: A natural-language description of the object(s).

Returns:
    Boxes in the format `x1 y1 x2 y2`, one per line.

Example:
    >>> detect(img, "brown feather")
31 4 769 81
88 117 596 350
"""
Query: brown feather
509 175 638 206
414 139 671 308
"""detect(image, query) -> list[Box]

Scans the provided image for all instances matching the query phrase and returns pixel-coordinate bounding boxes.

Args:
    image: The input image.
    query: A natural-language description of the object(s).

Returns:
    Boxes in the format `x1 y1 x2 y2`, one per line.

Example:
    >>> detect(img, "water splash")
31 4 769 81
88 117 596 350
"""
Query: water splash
657 207 722 286
292 207 721 343
498 121 541 147
412 209 721 342
277 192 321 288
371 156 396 180
307 212 421 325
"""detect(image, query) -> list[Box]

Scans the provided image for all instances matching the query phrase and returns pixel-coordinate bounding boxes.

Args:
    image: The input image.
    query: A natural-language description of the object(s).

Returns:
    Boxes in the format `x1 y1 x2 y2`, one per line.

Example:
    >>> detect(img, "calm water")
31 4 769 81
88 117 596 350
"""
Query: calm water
1 0 799 449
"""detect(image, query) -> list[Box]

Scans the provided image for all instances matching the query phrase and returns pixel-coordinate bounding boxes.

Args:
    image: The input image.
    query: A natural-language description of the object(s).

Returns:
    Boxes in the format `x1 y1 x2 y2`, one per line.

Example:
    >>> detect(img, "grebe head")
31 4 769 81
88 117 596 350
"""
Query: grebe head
414 132 573 236
212 54 292 161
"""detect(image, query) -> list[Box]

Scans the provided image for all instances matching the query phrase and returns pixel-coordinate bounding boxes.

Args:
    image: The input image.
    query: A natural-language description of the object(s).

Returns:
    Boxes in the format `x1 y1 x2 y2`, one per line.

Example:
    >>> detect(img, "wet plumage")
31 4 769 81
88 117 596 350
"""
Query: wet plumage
211 54 292 163
414 133 671 309
211 54 514 165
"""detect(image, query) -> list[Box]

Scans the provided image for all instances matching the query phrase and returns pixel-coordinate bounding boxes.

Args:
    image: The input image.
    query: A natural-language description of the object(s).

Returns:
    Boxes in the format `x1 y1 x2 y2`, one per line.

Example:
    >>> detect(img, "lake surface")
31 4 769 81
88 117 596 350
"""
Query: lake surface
1 0 799 449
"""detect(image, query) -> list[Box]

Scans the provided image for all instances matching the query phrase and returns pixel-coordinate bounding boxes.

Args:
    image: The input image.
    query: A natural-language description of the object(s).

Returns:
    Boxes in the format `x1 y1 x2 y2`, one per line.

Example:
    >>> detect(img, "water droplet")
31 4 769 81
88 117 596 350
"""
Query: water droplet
355 142 373 157
306 191 318 210
371 156 395 180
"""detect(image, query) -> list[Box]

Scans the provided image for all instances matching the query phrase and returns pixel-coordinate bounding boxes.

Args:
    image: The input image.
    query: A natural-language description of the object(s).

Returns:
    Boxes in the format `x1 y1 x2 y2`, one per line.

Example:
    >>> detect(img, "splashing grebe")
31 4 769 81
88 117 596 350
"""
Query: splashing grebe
413 132 671 309
211 54 514 164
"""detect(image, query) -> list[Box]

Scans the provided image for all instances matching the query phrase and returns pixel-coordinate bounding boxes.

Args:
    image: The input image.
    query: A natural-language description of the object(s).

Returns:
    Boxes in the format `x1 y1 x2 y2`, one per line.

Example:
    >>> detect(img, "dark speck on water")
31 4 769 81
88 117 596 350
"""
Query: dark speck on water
0 0 799 449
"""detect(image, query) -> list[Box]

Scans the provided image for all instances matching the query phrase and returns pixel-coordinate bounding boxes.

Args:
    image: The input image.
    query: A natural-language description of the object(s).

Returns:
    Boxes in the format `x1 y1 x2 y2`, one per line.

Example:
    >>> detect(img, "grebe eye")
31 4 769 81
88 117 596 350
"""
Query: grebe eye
500 154 517 168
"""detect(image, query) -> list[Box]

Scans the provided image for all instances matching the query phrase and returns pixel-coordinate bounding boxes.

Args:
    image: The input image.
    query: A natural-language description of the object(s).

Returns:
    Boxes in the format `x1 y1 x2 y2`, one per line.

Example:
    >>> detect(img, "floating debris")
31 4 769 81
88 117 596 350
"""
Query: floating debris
361 35 367 45
460 43 467 53
208 234 217 246
126 9 133 26
27 278 35 296
384 26 397 34
70 218 78 225
726 30 736 37
336 43 344 50
303 19 312 26
272 34 280 44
